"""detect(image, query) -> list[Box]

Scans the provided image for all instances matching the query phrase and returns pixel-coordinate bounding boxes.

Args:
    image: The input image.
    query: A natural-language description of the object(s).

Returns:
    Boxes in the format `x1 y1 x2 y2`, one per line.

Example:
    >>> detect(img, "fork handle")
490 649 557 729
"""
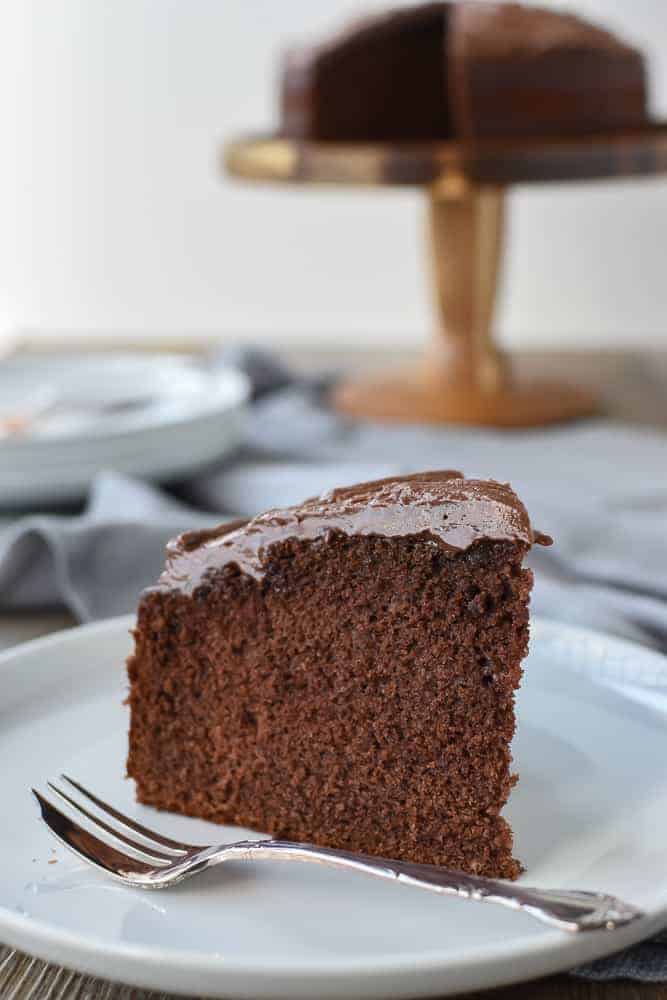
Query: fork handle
212 840 642 933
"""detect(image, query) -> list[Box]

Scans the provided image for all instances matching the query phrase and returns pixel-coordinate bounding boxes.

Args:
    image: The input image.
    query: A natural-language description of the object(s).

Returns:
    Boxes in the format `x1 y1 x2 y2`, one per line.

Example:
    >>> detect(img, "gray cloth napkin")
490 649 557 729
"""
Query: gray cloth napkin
0 473 218 621
1 348 666 981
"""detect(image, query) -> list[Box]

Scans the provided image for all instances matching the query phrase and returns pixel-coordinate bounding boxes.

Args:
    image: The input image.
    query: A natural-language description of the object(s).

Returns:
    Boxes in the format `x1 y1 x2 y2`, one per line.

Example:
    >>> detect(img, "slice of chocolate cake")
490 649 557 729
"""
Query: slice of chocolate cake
127 472 551 879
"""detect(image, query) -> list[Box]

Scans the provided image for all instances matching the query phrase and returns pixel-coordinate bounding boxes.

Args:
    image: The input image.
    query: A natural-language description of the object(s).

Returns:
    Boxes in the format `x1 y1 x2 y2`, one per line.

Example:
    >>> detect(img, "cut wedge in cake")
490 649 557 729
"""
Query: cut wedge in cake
127 471 551 879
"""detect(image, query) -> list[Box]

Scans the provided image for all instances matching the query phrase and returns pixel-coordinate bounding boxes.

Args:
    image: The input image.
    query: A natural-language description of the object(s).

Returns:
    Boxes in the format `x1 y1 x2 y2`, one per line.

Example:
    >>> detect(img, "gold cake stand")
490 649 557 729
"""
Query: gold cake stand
225 124 667 426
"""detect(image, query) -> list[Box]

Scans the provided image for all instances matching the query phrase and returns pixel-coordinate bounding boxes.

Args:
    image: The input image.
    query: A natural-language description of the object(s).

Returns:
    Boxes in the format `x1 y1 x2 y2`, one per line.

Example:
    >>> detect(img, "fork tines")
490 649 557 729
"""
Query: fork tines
32 776 193 883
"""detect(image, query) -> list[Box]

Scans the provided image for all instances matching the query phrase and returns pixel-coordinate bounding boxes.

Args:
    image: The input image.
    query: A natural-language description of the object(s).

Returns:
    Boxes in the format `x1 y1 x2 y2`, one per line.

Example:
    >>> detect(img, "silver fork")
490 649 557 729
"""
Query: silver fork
32 776 643 934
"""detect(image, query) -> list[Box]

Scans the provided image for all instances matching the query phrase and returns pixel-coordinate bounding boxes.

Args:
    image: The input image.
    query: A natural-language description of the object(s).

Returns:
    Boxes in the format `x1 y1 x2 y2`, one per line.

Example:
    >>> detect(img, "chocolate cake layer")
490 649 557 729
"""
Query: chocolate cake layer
279 2 647 142
281 4 450 141
127 471 550 878
449 3 647 138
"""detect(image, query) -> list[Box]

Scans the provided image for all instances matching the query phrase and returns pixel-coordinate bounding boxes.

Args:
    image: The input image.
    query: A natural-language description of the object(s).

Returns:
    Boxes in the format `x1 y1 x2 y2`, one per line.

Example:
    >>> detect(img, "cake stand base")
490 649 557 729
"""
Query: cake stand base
332 364 598 427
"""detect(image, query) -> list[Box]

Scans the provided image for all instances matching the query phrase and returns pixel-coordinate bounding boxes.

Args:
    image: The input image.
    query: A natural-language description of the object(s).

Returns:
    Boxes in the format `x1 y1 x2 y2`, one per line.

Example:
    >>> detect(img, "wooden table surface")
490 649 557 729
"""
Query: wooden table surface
1 345 665 998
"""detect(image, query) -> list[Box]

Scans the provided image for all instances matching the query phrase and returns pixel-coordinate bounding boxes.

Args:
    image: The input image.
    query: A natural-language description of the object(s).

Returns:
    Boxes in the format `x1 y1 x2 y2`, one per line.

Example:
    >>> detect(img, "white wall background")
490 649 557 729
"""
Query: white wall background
1 0 666 350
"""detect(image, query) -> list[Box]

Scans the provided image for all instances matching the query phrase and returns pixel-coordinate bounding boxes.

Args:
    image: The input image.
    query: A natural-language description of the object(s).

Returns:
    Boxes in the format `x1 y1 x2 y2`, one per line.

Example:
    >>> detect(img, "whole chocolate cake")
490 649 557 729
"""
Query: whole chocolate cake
127 471 551 879
280 2 647 141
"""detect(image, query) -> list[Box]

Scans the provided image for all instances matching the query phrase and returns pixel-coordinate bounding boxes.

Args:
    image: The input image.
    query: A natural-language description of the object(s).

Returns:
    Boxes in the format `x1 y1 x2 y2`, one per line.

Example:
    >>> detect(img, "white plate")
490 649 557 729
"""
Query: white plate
1 617 666 998
0 355 250 506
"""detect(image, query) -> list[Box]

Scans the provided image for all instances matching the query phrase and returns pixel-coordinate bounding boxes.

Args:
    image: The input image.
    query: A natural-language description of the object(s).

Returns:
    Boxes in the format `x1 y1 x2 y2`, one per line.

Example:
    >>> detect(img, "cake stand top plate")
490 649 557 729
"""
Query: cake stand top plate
225 122 667 189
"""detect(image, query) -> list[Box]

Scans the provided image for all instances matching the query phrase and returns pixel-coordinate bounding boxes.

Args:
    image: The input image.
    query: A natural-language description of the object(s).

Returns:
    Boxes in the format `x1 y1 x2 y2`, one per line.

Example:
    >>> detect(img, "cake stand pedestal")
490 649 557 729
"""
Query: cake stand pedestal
225 125 667 427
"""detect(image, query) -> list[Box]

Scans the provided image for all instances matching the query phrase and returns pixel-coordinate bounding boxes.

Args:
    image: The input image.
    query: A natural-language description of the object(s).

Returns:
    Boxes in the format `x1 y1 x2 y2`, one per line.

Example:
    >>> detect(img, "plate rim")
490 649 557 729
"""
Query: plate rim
0 359 251 451
0 361 249 506
0 615 666 996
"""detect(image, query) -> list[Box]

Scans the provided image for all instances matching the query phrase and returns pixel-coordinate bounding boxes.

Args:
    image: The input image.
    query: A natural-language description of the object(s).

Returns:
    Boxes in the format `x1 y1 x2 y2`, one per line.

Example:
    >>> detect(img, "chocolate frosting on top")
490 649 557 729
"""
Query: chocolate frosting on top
453 2 639 59
158 471 551 595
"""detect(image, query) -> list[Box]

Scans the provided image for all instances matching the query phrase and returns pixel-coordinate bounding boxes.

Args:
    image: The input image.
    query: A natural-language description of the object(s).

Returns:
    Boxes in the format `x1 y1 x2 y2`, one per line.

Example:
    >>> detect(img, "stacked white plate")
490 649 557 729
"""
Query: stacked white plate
0 353 250 507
